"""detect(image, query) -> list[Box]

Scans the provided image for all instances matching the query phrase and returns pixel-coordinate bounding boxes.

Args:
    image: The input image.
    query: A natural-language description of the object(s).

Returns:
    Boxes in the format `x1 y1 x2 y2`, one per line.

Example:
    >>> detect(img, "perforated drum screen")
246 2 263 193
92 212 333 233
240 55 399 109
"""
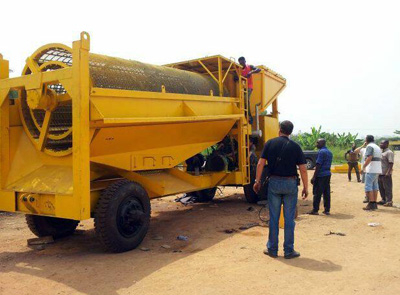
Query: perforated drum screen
20 46 228 155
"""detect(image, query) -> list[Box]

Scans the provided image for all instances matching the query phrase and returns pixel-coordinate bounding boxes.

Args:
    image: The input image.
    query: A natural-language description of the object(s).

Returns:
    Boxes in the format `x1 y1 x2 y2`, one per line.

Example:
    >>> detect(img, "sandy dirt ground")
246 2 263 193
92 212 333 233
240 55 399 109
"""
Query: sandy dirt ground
1 153 399 295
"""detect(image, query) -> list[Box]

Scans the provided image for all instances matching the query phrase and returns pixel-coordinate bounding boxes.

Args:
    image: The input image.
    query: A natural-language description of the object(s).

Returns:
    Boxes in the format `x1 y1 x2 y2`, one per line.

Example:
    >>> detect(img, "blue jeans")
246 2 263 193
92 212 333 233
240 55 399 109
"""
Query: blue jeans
267 177 298 255
365 173 379 192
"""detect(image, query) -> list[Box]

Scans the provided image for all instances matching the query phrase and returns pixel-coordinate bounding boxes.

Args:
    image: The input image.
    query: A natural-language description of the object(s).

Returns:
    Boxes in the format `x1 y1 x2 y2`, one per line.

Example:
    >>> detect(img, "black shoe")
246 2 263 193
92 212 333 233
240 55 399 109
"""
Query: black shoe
363 202 376 211
357 180 362 183
322 211 330 215
263 249 277 258
284 250 300 259
377 201 386 205
307 210 319 215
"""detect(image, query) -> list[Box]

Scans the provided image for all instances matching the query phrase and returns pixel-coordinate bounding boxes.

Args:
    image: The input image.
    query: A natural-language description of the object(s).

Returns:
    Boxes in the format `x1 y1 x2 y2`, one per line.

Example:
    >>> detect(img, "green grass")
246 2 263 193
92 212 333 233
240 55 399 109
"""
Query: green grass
327 146 348 165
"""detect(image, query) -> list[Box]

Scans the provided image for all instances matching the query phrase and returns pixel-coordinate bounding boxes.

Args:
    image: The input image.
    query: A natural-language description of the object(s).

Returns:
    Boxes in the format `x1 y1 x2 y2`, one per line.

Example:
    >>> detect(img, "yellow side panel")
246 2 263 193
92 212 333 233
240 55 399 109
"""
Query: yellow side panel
6 166 73 195
250 69 286 115
257 116 279 155
90 120 236 171
6 127 72 188
262 116 280 142
0 191 15 211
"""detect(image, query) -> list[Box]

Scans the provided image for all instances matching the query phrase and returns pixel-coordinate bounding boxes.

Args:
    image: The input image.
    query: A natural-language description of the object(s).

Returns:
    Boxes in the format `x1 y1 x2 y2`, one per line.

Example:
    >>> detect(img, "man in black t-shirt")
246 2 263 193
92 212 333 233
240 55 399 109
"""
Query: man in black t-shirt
253 120 308 259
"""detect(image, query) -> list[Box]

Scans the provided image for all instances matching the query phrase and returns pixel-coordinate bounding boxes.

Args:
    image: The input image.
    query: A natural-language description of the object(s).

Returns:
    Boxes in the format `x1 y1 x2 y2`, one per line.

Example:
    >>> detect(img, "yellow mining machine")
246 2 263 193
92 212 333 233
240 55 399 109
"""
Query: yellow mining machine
0 32 286 252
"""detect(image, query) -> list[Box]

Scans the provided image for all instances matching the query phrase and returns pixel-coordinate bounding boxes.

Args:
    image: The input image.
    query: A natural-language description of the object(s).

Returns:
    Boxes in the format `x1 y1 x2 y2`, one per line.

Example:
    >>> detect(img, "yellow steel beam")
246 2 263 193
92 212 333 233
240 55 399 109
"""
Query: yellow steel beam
0 89 9 188
0 54 9 79
272 99 279 119
72 32 91 219
218 57 223 97
98 114 243 125
222 61 234 84
198 60 219 84
0 56 10 189
37 110 52 151
0 68 73 91
26 57 40 73
90 87 239 103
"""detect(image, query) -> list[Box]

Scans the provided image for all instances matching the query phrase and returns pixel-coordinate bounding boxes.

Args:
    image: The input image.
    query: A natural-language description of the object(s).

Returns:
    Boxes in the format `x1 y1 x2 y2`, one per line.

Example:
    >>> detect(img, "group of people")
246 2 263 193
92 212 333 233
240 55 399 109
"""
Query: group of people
239 58 395 258
346 138 394 209
251 120 395 259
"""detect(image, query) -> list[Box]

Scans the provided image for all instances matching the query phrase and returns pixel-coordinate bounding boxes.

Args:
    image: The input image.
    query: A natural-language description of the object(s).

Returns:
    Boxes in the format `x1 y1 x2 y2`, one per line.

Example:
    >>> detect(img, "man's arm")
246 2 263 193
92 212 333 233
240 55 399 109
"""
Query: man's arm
354 142 367 154
298 164 309 199
386 152 394 175
344 151 349 161
311 163 321 185
312 150 324 184
247 65 261 77
386 163 394 175
362 155 372 172
253 158 266 193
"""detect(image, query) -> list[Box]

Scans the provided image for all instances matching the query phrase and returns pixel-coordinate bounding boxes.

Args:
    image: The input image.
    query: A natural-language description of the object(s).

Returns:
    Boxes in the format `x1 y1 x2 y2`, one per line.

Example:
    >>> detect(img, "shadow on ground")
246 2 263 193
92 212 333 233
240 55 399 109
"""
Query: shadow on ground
279 257 342 272
0 193 264 295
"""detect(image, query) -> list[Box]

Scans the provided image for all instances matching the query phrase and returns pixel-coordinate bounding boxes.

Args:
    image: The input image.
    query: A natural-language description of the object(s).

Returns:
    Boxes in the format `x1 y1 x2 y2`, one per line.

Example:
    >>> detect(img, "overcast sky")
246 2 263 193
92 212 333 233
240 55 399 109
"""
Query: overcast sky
1 0 399 137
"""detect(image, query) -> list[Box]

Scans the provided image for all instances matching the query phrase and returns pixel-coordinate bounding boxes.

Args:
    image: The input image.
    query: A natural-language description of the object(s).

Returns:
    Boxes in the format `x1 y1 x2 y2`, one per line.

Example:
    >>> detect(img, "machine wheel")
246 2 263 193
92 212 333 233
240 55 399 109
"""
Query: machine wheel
25 215 79 239
94 180 151 253
187 187 218 202
305 158 315 170
244 153 260 203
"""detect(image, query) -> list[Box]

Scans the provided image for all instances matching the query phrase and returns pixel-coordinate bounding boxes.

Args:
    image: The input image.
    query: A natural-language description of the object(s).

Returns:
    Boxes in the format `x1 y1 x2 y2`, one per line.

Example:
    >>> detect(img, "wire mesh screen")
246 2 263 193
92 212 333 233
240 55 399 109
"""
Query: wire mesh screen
20 46 229 154
89 53 229 96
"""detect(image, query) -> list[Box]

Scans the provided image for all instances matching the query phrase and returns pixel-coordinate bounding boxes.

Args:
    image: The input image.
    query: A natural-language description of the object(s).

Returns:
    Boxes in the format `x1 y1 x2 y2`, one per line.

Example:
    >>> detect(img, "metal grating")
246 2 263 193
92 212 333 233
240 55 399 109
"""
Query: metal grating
89 53 228 96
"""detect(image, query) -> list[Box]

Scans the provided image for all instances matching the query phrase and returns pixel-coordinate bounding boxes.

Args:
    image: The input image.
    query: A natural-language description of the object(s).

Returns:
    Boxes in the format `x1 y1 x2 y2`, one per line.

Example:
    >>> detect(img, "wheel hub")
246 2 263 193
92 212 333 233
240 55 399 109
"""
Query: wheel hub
117 198 145 238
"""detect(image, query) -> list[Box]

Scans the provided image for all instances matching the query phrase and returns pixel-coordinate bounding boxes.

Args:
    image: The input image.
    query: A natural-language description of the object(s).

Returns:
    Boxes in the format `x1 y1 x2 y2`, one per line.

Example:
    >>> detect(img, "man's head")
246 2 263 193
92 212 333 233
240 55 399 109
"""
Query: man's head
352 142 356 149
365 135 374 143
238 56 246 67
380 139 389 149
316 138 326 149
279 120 294 136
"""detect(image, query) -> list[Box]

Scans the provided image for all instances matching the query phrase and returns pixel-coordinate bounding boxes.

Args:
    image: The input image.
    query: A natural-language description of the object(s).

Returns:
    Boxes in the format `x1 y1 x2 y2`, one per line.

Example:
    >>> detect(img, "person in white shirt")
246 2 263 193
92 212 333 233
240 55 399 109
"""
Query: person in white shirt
354 143 367 202
361 135 382 210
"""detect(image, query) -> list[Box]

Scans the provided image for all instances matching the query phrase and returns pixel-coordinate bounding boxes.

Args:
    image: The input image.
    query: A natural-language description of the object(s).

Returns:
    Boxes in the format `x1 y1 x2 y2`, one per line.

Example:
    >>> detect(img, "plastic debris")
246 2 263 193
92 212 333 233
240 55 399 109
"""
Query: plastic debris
177 235 189 241
368 223 381 227
140 247 150 251
175 195 196 205
161 244 171 249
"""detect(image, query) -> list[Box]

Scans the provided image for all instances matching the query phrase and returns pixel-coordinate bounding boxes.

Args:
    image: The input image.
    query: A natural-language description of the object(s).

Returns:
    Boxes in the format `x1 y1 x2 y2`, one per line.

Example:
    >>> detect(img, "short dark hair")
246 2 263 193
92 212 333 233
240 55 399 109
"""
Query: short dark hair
238 56 245 62
280 120 294 135
366 135 374 143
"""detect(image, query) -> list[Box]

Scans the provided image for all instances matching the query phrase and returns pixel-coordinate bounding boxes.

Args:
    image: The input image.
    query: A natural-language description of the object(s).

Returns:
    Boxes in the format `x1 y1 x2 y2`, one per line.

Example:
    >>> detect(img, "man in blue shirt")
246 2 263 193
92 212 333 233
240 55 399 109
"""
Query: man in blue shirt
308 138 333 215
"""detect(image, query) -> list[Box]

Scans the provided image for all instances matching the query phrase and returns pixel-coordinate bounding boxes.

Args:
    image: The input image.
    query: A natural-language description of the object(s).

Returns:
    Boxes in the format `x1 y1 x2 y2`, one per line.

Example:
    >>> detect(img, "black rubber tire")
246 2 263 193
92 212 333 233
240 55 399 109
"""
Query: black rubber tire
94 180 151 253
306 158 314 170
25 215 79 239
244 153 260 203
187 187 218 202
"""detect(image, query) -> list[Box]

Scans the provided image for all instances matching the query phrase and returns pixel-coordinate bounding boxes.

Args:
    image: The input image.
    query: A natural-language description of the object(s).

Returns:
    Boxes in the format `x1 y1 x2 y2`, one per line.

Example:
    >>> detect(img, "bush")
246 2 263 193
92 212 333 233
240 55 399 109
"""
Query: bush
292 126 360 164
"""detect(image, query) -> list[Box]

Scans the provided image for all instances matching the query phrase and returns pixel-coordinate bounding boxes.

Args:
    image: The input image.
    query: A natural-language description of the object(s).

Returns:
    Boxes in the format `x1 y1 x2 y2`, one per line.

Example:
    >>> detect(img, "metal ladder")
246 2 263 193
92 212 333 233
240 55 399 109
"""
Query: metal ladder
239 77 251 184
